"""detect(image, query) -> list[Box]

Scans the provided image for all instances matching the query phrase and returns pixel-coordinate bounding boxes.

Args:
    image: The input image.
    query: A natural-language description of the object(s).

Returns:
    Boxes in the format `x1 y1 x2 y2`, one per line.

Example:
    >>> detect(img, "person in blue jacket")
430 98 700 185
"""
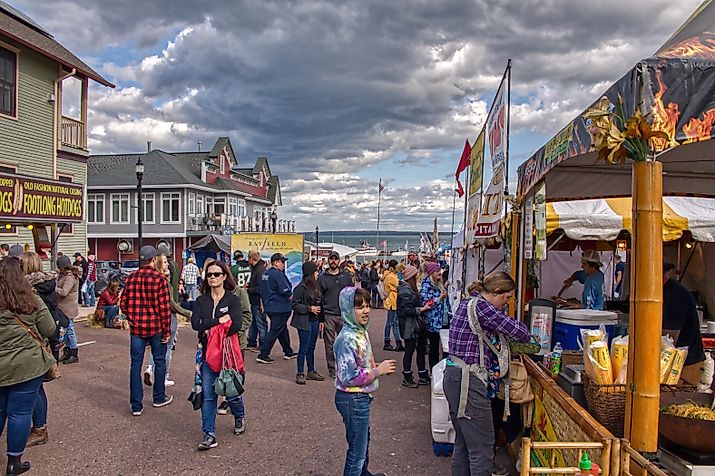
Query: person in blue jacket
562 250 605 310
256 253 296 364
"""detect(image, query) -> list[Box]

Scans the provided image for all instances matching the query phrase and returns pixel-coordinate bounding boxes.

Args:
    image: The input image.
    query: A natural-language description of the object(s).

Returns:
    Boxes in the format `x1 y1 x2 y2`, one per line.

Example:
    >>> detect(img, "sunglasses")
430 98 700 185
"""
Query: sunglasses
206 272 225 278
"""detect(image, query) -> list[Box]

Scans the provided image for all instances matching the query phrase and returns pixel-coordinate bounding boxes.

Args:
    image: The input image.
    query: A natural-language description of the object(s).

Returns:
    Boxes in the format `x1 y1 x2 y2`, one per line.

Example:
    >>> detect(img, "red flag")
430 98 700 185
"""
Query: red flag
455 139 471 197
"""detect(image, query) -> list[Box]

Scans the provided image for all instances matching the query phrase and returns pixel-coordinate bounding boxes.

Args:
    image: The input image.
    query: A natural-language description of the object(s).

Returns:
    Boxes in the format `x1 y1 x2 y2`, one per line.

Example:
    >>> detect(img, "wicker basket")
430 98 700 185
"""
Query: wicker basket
582 373 626 437
561 350 583 368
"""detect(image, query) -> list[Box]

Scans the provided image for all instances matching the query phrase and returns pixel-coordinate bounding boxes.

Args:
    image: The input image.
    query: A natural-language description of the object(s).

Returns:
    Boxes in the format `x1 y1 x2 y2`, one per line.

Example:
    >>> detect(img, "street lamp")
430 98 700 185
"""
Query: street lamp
136 156 145 252
271 210 278 233
315 226 319 260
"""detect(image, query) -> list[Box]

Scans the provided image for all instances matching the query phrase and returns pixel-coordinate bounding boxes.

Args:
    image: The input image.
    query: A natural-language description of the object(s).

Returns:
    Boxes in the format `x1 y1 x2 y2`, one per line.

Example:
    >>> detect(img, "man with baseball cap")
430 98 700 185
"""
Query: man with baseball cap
318 250 354 378
256 253 296 363
561 249 605 310
120 245 173 415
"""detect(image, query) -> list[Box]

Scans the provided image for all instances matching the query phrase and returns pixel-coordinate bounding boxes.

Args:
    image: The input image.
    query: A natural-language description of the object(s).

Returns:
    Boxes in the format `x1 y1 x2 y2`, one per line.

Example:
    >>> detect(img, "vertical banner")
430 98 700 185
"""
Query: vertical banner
524 195 534 260
468 130 485 198
474 166 505 238
487 76 508 173
465 193 482 244
534 182 547 261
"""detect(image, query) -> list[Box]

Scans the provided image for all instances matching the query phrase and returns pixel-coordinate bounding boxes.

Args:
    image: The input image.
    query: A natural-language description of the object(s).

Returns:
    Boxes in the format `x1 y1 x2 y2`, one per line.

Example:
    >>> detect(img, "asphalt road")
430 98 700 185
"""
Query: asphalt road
16 308 455 475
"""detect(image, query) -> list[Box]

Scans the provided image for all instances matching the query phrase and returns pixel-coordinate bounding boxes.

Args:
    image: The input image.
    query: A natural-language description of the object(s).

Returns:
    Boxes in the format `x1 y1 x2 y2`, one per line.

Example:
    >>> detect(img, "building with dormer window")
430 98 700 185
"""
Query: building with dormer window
87 137 291 264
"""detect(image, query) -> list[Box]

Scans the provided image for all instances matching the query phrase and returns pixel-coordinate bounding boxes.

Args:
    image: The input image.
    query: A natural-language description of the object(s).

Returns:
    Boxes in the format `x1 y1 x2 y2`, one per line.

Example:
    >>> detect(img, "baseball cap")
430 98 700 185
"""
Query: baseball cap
8 244 23 258
234 250 244 258
73 252 82 257
328 251 340 259
271 253 287 263
139 245 158 261
581 249 602 266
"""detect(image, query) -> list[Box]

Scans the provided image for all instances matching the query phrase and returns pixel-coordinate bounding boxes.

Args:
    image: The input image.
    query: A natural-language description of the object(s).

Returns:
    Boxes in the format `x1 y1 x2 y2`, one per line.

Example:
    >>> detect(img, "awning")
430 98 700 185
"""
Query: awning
546 197 715 242
188 234 231 254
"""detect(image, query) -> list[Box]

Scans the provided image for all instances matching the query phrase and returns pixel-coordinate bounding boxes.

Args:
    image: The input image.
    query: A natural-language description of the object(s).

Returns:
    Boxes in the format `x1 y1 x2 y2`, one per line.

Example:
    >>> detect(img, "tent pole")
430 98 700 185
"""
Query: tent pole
624 160 663 452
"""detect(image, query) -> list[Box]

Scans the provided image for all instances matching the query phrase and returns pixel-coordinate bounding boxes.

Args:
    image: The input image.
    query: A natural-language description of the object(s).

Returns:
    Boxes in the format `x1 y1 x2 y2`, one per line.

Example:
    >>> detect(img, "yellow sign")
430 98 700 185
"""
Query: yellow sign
531 393 565 468
469 130 485 198
231 233 305 288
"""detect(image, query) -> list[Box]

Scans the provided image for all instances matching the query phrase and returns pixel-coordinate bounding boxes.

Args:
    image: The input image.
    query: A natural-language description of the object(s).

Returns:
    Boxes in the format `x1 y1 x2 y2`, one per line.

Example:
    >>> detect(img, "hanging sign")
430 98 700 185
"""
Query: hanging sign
487 76 508 172
534 182 547 261
474 166 505 238
524 195 534 259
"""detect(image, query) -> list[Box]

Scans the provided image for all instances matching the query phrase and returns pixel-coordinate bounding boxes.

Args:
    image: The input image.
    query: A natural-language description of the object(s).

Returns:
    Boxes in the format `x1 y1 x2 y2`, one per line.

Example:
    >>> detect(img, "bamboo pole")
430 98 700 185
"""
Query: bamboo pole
521 437 531 476
509 210 520 317
624 160 663 452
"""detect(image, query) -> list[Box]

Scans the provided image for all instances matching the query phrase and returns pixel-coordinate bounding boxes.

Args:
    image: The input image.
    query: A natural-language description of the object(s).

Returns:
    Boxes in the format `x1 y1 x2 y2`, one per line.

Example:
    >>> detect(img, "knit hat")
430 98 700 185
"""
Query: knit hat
57 256 72 269
403 265 418 281
425 262 441 276
8 244 23 258
302 260 318 277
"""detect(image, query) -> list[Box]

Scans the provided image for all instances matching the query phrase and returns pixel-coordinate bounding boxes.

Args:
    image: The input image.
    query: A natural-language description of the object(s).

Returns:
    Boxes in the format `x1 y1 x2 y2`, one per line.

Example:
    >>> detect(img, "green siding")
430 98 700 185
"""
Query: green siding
0 37 55 177
57 158 88 255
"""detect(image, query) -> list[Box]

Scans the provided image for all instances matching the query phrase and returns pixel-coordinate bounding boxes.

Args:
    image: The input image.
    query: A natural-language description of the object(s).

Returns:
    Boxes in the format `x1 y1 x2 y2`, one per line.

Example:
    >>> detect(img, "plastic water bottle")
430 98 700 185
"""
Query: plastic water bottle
550 342 563 376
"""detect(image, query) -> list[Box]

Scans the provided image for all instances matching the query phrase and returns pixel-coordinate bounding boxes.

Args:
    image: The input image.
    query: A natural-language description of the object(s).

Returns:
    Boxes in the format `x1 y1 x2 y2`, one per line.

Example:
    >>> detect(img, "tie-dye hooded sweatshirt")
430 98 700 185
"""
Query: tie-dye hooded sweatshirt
334 287 380 393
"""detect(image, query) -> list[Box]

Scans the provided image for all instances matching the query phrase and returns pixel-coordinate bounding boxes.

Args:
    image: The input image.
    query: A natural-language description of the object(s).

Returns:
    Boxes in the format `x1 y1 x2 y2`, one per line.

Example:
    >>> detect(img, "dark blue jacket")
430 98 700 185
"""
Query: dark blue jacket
259 267 293 314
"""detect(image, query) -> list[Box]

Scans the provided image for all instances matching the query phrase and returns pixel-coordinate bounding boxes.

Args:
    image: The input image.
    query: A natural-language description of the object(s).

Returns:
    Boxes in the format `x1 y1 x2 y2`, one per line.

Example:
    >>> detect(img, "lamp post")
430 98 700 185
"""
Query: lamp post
271 210 278 233
136 156 144 252
315 226 319 260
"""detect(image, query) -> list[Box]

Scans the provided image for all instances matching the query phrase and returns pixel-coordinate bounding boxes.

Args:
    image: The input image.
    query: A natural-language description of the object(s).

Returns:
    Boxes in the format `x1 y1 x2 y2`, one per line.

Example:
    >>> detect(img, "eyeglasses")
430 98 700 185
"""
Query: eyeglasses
206 272 225 278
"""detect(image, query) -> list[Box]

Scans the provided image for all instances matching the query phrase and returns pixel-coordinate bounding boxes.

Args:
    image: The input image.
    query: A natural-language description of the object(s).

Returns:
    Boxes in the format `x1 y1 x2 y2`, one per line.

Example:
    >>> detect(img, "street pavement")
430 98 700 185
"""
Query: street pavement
16 308 455 475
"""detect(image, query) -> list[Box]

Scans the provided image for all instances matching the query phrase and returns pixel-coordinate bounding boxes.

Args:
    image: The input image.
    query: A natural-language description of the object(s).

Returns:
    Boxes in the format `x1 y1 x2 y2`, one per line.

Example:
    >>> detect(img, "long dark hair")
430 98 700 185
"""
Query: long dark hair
200 261 237 295
406 275 419 295
0 258 40 314
304 272 321 302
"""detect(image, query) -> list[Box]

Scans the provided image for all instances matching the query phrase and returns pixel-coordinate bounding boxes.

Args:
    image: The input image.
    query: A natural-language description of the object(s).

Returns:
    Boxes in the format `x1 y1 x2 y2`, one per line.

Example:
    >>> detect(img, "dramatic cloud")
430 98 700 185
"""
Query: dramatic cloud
12 0 703 231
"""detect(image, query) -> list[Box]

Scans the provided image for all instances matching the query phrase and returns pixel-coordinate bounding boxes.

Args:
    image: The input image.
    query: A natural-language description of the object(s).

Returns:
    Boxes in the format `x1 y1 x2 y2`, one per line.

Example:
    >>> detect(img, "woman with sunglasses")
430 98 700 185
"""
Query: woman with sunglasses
190 261 245 451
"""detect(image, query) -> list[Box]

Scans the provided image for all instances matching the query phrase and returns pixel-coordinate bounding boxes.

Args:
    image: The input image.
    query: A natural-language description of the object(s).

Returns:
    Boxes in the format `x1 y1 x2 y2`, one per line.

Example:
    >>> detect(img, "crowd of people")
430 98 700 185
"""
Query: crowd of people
0 241 537 476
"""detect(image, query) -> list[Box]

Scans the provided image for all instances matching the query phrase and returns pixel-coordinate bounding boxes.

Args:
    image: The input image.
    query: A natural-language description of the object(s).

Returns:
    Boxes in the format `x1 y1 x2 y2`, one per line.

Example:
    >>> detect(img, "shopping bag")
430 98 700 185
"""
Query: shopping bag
205 326 224 373
214 336 245 398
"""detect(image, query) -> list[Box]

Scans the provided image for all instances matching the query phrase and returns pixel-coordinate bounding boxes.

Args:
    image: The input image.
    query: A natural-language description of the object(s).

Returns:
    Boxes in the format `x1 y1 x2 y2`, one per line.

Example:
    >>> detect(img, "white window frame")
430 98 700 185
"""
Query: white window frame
0 41 19 120
142 192 155 224
197 195 204 215
228 196 238 216
110 193 130 224
237 198 246 217
87 193 105 224
220 155 226 174
161 192 181 224
207 196 226 216
188 192 196 216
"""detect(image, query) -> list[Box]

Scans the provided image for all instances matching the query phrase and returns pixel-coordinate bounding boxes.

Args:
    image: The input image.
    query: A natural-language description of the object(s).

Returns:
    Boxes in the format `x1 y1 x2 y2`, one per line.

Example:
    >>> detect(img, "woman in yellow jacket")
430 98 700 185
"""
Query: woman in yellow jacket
382 260 403 351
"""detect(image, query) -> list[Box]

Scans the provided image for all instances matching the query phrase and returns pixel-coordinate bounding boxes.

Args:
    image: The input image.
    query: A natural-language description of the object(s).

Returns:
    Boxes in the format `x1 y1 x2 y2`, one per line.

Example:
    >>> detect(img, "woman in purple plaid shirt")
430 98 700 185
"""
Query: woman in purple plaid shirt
443 272 530 476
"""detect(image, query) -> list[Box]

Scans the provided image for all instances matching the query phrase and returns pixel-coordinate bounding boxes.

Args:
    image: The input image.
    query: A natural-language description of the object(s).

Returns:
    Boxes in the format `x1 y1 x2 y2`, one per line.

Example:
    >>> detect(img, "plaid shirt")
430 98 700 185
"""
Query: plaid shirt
181 263 200 285
120 265 171 337
449 292 530 366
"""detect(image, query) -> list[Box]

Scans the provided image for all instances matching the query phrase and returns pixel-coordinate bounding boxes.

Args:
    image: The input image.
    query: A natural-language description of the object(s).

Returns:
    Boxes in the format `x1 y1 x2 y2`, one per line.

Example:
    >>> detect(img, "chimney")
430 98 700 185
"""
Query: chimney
147 141 151 153
198 141 202 152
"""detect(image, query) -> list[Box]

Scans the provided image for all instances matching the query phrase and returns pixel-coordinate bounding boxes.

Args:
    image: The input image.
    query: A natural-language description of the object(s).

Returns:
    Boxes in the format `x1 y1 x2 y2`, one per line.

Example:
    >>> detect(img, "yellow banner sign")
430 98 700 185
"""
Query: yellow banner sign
231 233 305 288
0 173 84 222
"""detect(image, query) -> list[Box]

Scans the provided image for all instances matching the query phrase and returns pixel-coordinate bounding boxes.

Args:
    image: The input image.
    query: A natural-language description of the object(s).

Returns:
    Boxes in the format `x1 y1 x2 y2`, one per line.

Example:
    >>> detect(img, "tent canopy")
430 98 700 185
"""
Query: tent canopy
547 196 715 242
517 0 715 201
188 234 231 254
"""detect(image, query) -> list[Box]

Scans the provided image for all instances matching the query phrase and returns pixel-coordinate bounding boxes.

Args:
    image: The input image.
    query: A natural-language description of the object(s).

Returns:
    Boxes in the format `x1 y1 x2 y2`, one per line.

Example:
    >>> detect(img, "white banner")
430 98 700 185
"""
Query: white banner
465 192 482 244
475 166 505 238
487 77 508 172
535 182 547 261
524 195 534 259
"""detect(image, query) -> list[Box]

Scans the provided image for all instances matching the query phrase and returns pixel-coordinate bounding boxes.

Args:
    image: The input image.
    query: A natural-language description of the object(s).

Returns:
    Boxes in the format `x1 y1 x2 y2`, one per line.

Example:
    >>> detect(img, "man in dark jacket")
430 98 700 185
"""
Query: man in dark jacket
74 252 87 305
256 253 296 363
318 251 354 378
246 251 268 352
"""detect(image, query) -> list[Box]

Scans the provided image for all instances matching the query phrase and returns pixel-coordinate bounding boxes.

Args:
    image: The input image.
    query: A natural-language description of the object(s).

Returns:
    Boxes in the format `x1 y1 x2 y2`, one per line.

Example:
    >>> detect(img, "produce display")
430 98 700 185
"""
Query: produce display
662 401 715 421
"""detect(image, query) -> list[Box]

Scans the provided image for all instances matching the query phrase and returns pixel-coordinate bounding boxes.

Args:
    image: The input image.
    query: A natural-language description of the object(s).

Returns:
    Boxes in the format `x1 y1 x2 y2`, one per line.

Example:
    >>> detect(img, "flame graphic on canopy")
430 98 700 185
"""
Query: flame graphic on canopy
682 109 715 143
649 72 680 151
657 33 715 60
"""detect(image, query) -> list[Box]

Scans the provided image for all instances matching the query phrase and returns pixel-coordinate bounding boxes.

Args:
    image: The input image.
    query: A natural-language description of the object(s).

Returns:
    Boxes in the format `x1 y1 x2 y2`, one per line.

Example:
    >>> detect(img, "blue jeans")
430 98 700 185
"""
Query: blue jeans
130 333 167 412
200 362 245 437
63 319 77 349
335 391 373 476
384 310 400 342
185 283 198 301
148 314 178 376
248 304 267 348
0 375 44 456
297 320 320 373
32 384 47 428
83 280 96 306
103 305 119 327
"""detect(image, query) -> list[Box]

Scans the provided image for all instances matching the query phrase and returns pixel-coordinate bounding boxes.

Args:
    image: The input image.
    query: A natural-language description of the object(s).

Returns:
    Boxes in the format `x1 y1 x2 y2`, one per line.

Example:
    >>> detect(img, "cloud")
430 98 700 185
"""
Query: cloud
10 0 704 230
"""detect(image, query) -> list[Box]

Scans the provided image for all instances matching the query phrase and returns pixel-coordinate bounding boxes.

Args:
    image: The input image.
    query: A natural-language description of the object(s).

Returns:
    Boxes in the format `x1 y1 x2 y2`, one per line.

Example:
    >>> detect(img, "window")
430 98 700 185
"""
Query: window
142 193 155 223
188 192 196 215
207 196 225 215
161 192 181 223
87 194 105 224
197 195 204 215
110 193 130 224
220 155 226 174
0 46 17 117
228 197 238 216
237 199 246 217
0 165 15 174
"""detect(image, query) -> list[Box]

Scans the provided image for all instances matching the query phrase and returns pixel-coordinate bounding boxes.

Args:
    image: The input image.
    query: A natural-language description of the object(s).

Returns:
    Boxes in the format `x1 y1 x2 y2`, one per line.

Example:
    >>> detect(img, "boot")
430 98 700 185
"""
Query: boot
26 427 48 447
394 340 405 352
59 347 71 363
402 371 418 388
418 370 431 386
383 340 394 351
5 455 30 475
63 348 79 365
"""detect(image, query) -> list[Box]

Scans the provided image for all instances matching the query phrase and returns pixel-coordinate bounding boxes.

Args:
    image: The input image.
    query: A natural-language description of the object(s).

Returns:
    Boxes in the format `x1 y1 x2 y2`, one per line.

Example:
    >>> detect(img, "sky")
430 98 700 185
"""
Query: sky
10 0 703 232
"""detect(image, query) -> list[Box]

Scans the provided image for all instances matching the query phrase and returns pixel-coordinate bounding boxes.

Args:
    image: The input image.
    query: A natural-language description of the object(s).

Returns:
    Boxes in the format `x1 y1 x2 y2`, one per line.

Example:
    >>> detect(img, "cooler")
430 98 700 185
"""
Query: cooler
554 309 618 350
430 358 455 456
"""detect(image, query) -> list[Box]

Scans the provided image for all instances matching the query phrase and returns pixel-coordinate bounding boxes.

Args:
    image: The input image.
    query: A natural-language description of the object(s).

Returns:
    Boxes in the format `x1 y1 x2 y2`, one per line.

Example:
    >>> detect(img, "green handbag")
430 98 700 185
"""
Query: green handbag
214 337 245 399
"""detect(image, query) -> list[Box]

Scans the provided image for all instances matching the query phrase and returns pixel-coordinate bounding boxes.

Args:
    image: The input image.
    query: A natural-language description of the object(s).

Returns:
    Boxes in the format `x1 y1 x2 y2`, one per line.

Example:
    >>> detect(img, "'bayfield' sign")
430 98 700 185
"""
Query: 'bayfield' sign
0 173 84 222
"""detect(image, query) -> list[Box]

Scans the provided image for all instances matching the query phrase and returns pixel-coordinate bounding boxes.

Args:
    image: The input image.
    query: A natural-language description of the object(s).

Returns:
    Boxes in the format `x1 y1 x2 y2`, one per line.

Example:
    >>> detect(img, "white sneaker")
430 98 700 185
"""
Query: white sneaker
143 366 153 387
165 379 175 386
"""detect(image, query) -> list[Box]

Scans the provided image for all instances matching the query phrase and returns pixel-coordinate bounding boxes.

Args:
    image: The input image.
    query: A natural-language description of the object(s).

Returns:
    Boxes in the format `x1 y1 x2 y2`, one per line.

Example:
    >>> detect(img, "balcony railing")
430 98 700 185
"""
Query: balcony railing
188 214 295 234
60 116 87 150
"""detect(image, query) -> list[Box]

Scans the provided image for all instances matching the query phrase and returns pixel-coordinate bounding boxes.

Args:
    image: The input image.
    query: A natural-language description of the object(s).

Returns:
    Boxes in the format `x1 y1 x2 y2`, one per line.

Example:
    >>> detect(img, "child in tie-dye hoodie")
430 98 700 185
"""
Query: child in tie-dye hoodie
334 287 396 476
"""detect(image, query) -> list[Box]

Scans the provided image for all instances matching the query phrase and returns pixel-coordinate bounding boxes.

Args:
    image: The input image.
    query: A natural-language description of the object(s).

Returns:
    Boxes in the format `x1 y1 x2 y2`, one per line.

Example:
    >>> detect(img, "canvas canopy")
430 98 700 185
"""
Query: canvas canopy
517 0 715 201
546 196 715 242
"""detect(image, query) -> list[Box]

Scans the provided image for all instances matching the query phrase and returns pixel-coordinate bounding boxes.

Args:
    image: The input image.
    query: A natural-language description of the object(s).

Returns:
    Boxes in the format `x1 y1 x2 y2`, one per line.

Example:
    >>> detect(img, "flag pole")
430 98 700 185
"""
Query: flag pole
376 178 382 252
504 58 512 195
451 181 457 241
